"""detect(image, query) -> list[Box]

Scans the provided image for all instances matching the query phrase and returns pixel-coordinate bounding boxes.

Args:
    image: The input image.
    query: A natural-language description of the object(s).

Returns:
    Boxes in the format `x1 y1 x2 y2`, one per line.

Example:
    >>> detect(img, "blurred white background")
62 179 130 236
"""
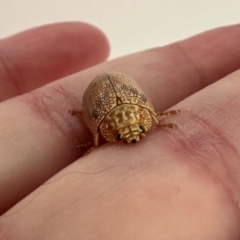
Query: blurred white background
1 0 240 59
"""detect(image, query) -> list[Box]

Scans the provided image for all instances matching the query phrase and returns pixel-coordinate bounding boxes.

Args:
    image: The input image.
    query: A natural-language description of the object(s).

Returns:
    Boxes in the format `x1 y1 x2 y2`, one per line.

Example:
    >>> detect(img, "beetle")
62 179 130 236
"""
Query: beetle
69 72 179 153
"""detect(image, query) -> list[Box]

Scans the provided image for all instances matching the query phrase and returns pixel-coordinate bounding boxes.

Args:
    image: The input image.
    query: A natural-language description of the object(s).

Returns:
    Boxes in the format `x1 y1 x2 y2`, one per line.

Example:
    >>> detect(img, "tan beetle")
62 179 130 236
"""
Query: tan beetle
70 72 179 153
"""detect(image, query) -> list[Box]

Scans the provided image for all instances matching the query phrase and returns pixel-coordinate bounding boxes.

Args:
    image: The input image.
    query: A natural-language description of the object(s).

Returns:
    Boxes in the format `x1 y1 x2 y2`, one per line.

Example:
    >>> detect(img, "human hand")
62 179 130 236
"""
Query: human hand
0 22 240 239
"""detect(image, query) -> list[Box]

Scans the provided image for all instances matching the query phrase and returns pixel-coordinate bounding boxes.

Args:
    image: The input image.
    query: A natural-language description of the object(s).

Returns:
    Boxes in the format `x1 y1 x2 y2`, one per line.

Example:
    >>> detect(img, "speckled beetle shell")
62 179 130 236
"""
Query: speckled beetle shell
82 72 159 147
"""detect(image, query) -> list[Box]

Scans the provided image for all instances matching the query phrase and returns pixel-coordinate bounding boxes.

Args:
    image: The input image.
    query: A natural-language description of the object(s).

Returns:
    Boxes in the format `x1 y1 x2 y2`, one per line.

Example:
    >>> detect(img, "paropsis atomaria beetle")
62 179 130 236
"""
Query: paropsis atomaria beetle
69 72 179 154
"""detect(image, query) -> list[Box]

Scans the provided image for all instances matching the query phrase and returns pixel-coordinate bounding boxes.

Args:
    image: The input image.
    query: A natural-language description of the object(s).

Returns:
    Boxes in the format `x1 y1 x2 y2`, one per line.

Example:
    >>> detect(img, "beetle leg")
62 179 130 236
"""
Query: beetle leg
156 123 177 128
93 132 99 148
68 110 82 120
156 110 180 116
83 132 99 156
140 133 146 138
76 140 93 151
151 113 177 128
152 114 160 125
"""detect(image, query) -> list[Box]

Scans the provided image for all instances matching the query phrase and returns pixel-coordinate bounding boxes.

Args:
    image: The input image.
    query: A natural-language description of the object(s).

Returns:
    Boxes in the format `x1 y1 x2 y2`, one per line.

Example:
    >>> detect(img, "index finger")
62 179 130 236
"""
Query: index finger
0 22 109 101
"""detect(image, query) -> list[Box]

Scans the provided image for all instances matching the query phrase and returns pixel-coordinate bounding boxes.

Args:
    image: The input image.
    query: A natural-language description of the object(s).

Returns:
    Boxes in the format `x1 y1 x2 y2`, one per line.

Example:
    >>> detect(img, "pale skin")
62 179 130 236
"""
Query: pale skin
69 109 180 151
0 22 240 239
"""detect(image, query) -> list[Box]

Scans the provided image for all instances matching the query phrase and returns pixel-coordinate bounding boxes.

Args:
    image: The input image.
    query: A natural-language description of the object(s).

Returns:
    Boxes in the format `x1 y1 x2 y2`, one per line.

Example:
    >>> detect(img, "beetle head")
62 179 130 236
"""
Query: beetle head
99 104 153 144
116 124 146 144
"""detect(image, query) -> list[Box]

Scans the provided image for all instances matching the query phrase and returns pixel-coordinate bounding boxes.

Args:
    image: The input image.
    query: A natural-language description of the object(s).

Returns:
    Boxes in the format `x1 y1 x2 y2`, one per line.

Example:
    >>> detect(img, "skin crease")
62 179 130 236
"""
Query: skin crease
0 22 240 239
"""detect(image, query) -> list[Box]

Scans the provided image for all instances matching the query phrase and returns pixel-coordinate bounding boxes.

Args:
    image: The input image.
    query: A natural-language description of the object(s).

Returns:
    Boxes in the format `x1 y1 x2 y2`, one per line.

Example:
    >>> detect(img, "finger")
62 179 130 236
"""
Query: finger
0 22 110 101
1 24 240 214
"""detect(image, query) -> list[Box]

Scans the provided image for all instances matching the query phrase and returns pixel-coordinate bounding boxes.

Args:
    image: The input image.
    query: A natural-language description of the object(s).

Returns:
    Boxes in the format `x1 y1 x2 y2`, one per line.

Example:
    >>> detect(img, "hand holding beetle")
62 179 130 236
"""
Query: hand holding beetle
0 22 240 239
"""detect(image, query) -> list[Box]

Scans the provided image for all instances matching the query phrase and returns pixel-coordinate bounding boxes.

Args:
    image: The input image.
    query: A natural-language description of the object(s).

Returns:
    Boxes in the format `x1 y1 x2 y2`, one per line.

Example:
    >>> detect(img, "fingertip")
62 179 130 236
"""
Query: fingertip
76 22 110 63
